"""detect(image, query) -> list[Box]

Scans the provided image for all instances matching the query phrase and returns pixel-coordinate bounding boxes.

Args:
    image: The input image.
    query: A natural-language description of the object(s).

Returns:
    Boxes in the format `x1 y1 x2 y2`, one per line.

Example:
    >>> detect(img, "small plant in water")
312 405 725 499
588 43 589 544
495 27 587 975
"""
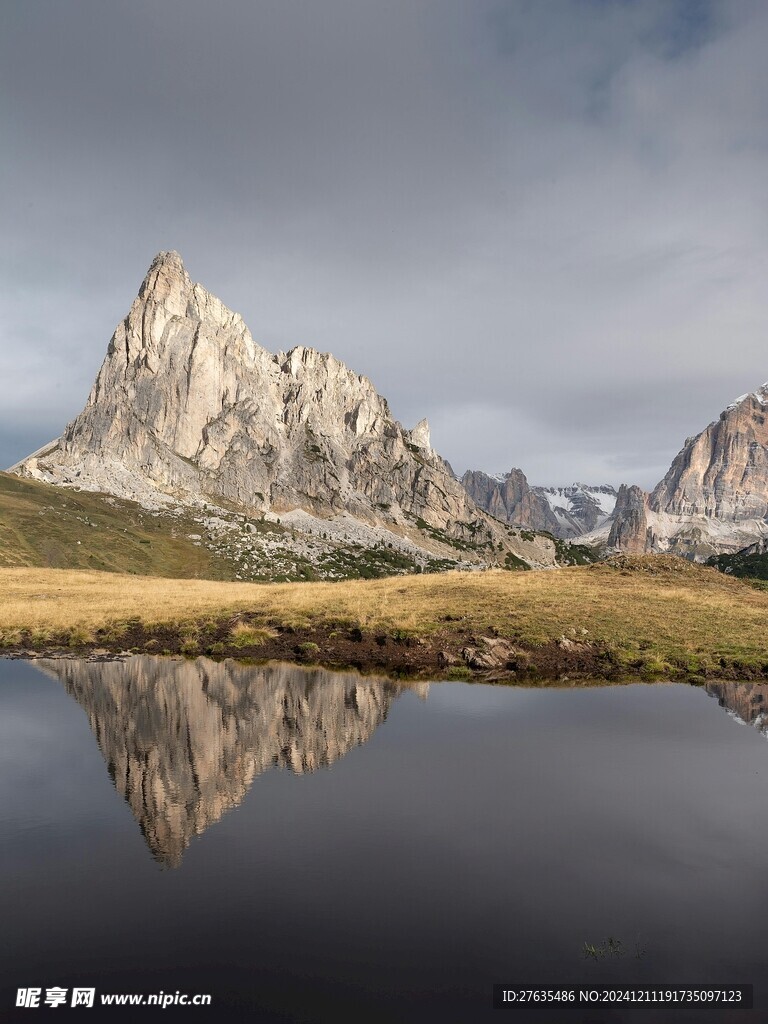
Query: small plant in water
606 936 624 958
582 936 626 961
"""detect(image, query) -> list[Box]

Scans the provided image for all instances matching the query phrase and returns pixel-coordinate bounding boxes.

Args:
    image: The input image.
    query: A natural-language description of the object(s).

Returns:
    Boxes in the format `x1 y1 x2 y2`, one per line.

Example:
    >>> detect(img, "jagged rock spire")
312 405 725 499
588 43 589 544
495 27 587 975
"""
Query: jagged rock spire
12 252 492 541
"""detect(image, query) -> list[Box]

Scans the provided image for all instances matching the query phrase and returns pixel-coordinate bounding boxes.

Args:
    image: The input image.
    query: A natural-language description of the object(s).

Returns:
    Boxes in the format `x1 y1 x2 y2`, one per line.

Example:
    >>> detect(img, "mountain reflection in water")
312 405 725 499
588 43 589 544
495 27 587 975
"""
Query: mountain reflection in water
36 657 420 868
6 662 768 1021
26 657 768 876
705 679 768 736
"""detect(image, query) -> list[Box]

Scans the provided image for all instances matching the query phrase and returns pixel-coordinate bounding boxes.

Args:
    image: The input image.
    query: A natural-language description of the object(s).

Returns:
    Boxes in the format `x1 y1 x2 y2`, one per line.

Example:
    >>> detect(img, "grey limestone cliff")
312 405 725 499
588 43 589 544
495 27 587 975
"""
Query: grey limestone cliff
572 385 768 559
14 252 486 544
651 385 768 521
461 470 617 539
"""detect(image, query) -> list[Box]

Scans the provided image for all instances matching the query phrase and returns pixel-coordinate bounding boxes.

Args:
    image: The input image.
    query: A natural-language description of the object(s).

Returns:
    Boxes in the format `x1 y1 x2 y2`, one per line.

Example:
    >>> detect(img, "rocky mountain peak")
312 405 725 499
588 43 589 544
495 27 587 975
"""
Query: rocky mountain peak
461 471 617 539
137 249 192 313
726 382 768 412
409 418 431 450
650 379 768 521
145 248 187 275
13 251 555 566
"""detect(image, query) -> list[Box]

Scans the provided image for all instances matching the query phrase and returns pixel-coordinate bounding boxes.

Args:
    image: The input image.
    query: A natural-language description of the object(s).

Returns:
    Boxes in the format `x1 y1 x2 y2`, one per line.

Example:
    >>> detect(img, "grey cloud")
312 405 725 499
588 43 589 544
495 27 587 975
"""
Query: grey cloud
2 0 767 492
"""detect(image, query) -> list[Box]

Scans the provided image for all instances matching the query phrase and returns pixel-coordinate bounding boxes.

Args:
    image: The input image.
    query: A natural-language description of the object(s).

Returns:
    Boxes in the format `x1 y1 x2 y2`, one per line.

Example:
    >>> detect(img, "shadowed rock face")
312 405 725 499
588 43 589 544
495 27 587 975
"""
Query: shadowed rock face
461 471 617 539
461 468 562 534
14 251 482 538
37 657 406 868
607 484 648 553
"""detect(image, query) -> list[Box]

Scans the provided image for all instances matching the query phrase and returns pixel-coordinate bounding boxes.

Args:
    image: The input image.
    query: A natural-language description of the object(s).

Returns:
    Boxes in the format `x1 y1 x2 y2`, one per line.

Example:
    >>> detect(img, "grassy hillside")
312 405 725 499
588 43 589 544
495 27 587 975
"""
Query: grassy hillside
0 472 233 578
0 473 477 582
2 555 766 681
0 472 565 582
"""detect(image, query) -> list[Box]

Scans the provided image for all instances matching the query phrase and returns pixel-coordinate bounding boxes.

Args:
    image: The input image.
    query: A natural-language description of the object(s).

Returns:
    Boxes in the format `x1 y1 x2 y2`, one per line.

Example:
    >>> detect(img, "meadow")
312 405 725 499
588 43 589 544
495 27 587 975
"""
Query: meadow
1 555 766 681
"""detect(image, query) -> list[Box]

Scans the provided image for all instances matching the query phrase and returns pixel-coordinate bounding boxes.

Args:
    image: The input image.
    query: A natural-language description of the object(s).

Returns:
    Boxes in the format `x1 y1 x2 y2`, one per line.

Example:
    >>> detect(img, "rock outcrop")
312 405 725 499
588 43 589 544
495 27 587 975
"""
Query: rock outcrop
12 252 497 549
734 537 768 557
37 656 404 867
607 484 648 553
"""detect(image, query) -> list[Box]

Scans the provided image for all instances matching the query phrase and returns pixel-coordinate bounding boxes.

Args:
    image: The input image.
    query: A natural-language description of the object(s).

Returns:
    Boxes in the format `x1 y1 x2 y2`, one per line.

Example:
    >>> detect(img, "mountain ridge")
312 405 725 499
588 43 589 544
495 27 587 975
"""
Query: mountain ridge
463 379 768 560
578 385 768 559
12 250 768 568
460 469 617 540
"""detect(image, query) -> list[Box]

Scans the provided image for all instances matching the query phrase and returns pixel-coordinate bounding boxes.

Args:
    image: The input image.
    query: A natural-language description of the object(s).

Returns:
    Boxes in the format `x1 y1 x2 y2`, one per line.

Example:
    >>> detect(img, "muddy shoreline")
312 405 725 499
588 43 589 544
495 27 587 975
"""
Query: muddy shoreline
3 616 766 684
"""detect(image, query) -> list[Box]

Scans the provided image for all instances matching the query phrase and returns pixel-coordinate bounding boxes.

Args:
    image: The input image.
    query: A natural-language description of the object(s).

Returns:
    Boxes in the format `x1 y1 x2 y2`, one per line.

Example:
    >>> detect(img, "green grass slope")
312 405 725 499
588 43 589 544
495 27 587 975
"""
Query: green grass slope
0 472 233 578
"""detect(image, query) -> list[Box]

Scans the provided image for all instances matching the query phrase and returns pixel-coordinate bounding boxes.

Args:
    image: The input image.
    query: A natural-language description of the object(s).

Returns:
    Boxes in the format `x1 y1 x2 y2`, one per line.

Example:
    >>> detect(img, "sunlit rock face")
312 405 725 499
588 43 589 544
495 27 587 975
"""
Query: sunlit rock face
37 657 405 867
14 252 481 536
638 386 768 558
651 387 768 521
575 386 768 558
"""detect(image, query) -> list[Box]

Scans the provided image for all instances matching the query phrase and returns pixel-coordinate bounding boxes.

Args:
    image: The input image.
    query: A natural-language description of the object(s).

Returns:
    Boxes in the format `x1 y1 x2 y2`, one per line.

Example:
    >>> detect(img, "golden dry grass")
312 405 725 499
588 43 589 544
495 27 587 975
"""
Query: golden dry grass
229 622 278 647
1 557 767 670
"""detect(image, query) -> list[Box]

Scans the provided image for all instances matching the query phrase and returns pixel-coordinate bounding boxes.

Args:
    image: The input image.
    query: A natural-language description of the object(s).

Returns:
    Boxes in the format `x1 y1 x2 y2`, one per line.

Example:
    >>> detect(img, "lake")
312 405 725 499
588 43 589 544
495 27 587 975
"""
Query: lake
1 656 767 1022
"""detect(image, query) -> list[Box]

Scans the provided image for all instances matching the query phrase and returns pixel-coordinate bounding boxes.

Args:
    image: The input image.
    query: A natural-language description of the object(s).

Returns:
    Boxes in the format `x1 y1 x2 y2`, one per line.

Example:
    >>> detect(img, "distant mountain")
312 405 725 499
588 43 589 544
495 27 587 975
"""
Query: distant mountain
466 378 768 559
461 469 561 534
591 384 768 559
534 483 617 536
10 252 560 574
461 469 617 540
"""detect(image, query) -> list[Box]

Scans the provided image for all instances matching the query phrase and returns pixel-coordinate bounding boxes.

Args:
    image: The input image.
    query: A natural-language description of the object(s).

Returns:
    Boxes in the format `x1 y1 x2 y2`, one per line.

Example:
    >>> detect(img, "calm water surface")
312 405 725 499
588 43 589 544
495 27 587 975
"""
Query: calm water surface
2 656 768 1023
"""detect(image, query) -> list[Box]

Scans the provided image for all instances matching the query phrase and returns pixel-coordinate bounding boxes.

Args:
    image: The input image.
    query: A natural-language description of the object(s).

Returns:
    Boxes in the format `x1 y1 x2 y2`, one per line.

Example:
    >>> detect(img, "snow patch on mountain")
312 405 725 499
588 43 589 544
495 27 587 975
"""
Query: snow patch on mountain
727 382 768 410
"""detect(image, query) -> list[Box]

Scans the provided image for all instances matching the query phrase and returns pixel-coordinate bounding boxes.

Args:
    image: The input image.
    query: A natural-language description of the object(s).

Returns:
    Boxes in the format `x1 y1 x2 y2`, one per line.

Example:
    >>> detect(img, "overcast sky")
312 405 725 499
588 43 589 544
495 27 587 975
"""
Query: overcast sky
2 0 767 488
